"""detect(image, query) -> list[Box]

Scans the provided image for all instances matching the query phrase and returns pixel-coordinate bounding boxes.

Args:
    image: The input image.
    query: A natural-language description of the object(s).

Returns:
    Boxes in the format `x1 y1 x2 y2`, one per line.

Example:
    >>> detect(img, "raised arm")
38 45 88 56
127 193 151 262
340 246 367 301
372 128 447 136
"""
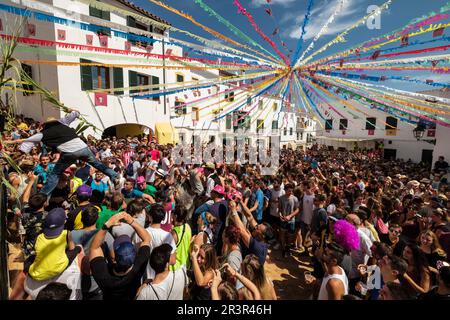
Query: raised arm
190 244 213 287
228 201 251 248
89 212 126 261
224 263 261 300
122 212 151 247
59 110 80 126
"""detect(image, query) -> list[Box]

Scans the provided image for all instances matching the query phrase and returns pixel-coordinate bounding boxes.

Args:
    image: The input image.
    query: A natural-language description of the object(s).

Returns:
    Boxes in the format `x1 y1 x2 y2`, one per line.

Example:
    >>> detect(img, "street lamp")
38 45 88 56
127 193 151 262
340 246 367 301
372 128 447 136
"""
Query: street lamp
413 124 426 140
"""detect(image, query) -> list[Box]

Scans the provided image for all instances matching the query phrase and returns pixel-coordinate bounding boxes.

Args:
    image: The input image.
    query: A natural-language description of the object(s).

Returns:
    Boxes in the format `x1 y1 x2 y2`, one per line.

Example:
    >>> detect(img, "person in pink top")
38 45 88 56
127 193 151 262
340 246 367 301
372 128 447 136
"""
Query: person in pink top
148 142 161 162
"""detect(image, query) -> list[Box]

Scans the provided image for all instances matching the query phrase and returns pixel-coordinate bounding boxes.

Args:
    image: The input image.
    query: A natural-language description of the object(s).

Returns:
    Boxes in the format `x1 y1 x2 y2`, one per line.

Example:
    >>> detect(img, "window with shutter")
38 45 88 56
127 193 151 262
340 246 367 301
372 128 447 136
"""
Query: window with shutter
176 74 184 83
152 76 160 101
21 64 34 96
127 16 136 28
128 70 138 95
192 107 199 121
226 115 232 130
339 119 348 130
113 68 123 95
272 120 278 130
325 119 333 130
90 3 110 36
366 117 376 130
290 128 293 135
175 101 186 115
257 120 264 133
385 116 398 129
80 59 93 91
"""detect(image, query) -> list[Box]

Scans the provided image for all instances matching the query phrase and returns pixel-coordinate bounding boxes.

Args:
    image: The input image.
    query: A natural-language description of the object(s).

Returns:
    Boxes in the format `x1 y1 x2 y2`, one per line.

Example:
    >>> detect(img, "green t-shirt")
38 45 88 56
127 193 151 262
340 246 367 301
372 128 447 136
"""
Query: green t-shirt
96 205 122 230
141 185 157 197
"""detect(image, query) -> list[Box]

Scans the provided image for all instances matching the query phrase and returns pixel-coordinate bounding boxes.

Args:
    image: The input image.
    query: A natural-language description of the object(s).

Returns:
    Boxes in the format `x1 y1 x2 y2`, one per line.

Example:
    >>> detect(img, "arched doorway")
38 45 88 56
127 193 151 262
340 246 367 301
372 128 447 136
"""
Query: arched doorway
102 123 154 139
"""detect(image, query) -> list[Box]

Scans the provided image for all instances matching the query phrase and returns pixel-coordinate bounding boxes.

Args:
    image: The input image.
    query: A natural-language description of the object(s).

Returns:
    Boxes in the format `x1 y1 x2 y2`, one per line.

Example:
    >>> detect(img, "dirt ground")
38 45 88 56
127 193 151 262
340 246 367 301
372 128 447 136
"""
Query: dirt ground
265 247 315 300
8 241 314 300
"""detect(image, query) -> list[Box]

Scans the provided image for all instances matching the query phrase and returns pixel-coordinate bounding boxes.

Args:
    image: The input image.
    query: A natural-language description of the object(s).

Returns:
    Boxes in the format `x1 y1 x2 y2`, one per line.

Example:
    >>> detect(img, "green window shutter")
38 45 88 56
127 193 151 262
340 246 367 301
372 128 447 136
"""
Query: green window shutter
101 9 110 21
226 115 232 129
152 76 160 99
127 16 136 28
80 59 92 91
113 68 123 95
21 64 34 96
129 70 138 95
89 6 102 19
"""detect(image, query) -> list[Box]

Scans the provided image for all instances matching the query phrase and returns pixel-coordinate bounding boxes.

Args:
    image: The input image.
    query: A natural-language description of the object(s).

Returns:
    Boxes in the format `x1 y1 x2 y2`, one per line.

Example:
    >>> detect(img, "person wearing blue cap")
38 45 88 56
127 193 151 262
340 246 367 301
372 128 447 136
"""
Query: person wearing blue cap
89 212 151 300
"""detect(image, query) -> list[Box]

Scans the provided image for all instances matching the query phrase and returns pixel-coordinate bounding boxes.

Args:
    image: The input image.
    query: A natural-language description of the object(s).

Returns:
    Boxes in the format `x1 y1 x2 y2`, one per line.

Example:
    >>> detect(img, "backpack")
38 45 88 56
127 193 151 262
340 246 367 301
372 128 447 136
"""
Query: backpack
126 161 134 177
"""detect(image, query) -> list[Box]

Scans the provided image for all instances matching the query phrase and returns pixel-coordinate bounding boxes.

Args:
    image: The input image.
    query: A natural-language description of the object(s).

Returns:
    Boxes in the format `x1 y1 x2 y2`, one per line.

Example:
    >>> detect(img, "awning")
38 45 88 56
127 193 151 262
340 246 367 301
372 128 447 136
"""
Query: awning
155 122 178 145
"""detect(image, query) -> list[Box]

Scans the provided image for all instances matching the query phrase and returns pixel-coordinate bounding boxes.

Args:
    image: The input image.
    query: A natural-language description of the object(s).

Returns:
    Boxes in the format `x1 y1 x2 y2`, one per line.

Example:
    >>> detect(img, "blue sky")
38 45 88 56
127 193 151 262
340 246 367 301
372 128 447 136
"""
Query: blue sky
132 0 449 92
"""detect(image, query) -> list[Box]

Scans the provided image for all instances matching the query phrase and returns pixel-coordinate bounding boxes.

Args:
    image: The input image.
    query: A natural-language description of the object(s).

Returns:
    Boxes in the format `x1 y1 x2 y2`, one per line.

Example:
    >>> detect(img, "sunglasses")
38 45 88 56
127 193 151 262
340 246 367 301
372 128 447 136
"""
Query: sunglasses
389 229 401 235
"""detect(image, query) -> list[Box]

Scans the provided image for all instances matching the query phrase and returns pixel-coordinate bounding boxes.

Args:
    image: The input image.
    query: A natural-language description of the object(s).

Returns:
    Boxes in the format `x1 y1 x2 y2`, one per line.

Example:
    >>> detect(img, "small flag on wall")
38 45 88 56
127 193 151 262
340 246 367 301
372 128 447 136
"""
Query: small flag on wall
368 129 374 136
57 29 66 41
86 34 93 45
125 41 131 51
0 19 3 31
95 92 107 106
433 27 445 37
27 24 36 37
146 45 153 52
99 35 108 47
184 94 188 99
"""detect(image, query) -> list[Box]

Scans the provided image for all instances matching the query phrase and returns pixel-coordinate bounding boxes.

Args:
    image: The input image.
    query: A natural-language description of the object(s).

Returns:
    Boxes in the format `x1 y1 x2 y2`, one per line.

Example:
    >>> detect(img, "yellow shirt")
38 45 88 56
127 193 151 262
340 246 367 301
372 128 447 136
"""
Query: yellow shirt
17 122 29 130
71 177 83 194
28 230 69 281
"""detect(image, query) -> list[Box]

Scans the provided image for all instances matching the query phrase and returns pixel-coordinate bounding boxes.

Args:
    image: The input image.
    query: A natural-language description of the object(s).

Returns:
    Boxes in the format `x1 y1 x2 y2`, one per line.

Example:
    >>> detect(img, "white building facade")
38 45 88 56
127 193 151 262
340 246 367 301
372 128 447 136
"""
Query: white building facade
4 0 316 147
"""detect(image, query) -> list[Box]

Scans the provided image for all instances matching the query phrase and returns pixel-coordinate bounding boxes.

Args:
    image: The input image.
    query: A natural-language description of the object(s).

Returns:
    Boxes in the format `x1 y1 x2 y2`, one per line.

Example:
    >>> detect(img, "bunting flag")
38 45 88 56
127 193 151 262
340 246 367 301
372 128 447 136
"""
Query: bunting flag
401 34 409 46
192 0 280 63
272 28 279 36
232 0 290 65
300 0 392 65
291 0 315 66
265 8 272 16
433 26 445 37
147 0 282 65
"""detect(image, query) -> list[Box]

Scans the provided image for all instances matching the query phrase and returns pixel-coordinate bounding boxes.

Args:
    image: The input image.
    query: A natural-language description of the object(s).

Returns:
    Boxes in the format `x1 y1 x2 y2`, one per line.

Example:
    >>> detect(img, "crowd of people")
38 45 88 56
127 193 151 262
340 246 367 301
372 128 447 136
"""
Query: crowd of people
1 111 450 300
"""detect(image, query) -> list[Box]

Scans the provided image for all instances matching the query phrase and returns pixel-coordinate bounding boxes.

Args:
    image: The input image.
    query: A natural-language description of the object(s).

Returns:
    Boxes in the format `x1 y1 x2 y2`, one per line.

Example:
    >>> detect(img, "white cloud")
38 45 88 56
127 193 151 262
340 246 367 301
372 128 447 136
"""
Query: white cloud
282 0 364 40
251 0 298 8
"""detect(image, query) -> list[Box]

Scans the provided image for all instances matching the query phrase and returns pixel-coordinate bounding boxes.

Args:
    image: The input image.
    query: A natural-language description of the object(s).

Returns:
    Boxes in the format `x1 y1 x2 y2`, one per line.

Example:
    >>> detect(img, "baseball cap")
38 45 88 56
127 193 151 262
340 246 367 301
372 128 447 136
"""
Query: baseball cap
43 208 66 237
212 185 225 196
203 162 215 170
113 235 136 268
76 184 92 197
136 176 146 184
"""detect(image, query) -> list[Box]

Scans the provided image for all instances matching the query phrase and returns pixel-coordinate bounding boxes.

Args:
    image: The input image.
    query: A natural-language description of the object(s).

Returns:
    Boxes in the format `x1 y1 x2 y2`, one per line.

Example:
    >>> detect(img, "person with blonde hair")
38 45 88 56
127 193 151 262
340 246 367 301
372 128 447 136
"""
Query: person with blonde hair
239 254 276 300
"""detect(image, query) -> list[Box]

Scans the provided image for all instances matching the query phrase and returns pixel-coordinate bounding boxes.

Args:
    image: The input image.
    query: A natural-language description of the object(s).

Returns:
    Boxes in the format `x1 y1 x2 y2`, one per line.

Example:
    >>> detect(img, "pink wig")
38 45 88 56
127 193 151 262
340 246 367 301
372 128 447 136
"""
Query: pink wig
333 220 360 251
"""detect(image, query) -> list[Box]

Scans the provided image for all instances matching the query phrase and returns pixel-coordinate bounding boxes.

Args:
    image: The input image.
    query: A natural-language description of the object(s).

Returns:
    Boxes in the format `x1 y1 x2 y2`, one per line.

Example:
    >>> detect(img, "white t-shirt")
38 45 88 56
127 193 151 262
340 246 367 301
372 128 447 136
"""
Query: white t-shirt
137 266 188 300
269 188 285 217
145 160 159 184
161 157 171 172
301 194 315 225
145 226 176 280
350 229 373 279
24 257 82 300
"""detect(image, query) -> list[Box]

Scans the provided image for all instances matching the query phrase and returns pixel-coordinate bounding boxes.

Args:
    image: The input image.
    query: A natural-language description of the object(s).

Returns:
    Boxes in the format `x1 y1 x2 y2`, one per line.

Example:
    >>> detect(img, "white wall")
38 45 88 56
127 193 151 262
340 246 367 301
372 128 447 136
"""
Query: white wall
433 123 450 165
